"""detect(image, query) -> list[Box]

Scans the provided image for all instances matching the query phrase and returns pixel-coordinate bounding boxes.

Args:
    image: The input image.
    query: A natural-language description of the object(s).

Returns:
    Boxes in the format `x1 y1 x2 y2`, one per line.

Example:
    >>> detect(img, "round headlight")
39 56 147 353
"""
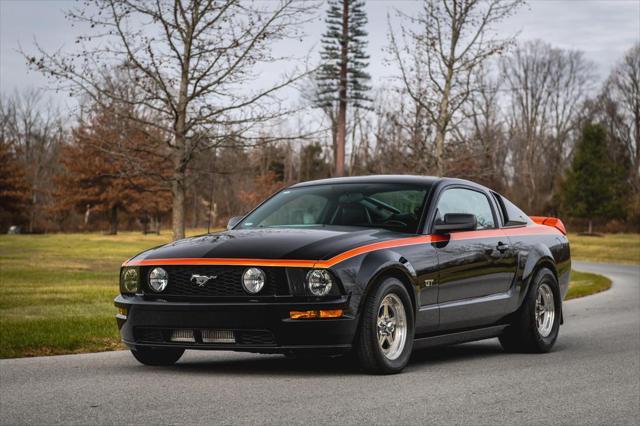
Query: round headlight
242 267 265 294
122 268 139 293
306 269 333 296
149 267 168 292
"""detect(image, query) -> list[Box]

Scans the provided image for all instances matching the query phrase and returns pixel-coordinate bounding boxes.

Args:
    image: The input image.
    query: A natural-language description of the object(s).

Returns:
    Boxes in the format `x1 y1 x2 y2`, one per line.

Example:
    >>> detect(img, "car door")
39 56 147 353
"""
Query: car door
432 186 517 330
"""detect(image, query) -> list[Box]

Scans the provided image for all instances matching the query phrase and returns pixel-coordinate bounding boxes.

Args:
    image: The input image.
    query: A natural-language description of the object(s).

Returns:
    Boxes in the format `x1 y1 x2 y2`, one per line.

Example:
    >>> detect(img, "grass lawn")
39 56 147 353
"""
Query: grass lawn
568 233 640 264
0 231 205 359
565 270 612 300
0 231 633 358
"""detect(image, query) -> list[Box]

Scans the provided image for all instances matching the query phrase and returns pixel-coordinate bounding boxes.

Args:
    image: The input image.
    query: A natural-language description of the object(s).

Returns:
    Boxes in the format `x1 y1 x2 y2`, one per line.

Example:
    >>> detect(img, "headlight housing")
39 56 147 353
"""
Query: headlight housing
306 269 334 296
149 267 169 292
242 267 266 294
120 267 139 294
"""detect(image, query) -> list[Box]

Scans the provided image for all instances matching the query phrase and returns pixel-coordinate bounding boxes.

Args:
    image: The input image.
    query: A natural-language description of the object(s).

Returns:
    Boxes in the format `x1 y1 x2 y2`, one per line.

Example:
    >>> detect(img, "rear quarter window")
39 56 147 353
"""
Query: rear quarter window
494 193 532 226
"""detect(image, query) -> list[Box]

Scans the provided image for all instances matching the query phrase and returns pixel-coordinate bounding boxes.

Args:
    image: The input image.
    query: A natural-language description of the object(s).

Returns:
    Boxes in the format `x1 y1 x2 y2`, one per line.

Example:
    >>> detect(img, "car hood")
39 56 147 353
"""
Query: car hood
127 226 410 263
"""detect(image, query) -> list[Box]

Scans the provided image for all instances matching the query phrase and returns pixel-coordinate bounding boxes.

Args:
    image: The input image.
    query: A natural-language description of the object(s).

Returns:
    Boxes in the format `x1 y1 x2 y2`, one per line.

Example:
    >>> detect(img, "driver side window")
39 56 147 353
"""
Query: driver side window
436 188 496 230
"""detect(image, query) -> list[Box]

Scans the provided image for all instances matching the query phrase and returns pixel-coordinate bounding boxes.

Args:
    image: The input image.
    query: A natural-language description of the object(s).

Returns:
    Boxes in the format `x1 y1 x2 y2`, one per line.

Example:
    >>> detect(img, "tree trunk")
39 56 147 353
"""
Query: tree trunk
435 71 453 177
335 0 349 177
588 219 593 235
171 137 187 240
171 21 193 240
172 171 186 240
155 214 161 235
192 190 198 229
633 100 640 192
84 204 91 226
330 114 338 172
108 204 118 235
28 192 36 233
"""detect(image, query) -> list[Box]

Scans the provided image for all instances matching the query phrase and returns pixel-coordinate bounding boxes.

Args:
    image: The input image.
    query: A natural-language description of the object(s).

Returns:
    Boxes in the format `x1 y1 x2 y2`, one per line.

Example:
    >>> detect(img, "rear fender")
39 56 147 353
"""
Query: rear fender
510 243 558 313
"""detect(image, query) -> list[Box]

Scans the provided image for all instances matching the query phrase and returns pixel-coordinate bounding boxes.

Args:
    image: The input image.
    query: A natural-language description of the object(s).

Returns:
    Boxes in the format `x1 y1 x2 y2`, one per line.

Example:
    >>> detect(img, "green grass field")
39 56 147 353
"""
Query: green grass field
0 231 201 358
569 233 640 264
0 231 635 358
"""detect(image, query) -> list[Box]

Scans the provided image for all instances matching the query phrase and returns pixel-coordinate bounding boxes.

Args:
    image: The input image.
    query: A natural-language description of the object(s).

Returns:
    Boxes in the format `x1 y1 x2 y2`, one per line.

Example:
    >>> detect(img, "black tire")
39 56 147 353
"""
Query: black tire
355 277 414 374
499 267 561 353
131 347 185 366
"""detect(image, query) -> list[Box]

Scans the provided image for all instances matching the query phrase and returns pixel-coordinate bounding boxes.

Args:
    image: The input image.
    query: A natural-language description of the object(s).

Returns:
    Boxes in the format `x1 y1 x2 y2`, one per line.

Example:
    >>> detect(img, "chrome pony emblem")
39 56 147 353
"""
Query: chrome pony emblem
190 274 217 287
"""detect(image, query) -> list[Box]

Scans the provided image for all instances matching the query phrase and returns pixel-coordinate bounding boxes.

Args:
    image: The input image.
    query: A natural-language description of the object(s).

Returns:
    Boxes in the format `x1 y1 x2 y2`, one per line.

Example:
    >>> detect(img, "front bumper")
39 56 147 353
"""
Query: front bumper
115 294 357 353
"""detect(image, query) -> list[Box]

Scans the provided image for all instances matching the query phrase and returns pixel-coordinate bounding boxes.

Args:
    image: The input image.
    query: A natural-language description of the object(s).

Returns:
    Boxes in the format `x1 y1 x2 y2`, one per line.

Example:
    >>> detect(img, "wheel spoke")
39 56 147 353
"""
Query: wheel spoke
378 333 386 348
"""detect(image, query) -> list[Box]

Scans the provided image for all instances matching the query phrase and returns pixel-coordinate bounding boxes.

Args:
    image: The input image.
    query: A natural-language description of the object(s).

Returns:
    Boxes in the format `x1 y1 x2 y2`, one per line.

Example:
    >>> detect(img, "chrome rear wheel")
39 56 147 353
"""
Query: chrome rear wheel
499 267 561 353
535 283 555 338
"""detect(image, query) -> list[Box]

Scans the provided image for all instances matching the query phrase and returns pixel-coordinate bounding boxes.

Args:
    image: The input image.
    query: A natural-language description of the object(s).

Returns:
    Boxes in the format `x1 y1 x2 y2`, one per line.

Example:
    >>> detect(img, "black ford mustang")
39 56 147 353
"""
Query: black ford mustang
115 175 570 374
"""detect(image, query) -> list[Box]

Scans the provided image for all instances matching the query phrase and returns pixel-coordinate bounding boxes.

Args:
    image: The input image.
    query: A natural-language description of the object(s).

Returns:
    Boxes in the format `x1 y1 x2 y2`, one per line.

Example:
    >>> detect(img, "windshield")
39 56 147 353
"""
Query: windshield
237 183 431 234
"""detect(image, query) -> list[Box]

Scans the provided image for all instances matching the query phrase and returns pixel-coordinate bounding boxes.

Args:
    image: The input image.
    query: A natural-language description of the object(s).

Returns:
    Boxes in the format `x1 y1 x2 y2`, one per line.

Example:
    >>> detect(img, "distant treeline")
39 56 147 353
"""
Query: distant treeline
0 1 638 235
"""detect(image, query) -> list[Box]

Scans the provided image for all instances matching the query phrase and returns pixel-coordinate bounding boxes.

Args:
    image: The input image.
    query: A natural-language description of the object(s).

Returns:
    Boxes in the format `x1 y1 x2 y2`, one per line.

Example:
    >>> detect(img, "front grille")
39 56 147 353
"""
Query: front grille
141 265 289 297
134 327 276 346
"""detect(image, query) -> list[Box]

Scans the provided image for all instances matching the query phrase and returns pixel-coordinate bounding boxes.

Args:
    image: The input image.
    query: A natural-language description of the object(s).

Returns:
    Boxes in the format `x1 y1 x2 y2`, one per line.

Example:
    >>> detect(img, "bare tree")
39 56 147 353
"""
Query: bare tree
0 91 64 232
464 64 507 191
501 40 595 212
389 0 523 176
372 88 434 175
26 0 312 240
605 43 640 191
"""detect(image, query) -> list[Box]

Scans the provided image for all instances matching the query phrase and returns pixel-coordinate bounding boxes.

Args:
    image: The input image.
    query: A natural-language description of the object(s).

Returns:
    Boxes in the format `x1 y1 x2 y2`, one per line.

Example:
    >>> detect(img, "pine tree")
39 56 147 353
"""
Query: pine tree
316 0 371 177
562 123 627 233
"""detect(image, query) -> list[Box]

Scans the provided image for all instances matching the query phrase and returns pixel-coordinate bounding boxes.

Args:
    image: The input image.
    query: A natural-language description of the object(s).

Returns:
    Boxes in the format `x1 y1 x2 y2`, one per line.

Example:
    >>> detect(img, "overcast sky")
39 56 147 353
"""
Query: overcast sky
1 0 639 111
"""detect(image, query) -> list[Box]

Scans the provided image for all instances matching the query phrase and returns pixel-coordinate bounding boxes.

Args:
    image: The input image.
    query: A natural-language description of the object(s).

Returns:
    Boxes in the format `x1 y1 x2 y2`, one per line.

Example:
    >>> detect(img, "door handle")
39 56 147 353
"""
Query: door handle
496 242 509 253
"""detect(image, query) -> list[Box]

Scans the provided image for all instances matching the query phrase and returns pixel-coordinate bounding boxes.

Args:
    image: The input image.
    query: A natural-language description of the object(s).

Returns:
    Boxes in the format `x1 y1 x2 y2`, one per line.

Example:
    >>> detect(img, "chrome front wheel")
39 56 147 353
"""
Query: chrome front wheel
355 277 414 374
376 293 407 361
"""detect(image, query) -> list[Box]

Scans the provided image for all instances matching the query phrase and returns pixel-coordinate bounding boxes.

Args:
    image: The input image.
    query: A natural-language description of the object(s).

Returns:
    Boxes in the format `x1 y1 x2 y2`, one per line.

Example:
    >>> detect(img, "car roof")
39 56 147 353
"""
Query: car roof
289 175 488 191
290 174 439 188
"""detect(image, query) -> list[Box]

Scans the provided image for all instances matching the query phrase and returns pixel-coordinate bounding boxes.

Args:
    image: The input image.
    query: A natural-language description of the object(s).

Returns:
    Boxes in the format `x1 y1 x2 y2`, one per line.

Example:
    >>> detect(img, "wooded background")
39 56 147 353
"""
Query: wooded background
0 0 638 238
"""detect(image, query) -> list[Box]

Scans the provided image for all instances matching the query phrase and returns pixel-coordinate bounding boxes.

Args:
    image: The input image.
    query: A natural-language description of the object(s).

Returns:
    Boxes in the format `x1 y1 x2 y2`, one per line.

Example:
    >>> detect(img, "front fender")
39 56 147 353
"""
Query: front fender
330 250 418 319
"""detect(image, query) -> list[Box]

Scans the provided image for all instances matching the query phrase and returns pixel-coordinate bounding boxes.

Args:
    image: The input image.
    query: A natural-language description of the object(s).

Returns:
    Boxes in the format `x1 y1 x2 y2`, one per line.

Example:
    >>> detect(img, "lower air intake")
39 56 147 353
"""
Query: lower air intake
202 329 235 343
170 329 195 343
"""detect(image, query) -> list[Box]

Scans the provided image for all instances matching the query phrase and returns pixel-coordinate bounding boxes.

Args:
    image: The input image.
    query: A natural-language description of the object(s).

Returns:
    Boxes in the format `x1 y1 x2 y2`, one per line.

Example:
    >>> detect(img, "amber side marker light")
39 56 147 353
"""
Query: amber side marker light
117 307 127 317
290 309 343 319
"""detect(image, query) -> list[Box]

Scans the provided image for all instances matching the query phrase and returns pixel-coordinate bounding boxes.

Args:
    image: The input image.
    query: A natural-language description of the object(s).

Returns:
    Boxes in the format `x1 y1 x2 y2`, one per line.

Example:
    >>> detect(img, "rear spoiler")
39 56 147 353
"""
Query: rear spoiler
530 216 567 235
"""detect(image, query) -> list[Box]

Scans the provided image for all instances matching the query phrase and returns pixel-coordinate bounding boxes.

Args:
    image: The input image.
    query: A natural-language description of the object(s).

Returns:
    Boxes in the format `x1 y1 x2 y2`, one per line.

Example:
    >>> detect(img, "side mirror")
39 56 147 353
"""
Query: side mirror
227 216 243 230
433 213 477 234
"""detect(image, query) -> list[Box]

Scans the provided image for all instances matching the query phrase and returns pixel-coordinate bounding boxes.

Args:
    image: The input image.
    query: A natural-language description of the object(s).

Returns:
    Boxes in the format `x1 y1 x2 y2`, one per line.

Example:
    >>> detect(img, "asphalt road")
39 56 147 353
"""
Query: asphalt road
1 262 638 425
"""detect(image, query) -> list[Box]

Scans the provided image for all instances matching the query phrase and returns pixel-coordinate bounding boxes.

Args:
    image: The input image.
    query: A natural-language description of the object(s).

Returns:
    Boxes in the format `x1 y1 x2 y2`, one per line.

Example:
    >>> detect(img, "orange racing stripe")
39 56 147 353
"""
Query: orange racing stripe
122 225 559 269
124 257 319 268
